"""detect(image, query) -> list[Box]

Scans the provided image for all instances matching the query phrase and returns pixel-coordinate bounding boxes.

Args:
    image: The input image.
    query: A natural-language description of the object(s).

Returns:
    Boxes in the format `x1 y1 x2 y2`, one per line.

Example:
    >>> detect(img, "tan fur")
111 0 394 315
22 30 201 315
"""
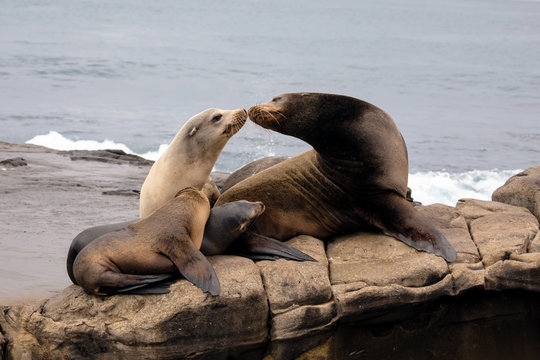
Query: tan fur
139 108 246 218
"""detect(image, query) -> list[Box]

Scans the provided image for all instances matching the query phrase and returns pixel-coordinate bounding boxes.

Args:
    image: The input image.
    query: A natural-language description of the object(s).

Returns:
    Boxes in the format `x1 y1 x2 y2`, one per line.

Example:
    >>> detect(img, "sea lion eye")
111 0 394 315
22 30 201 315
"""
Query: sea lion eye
211 114 222 123
272 97 282 102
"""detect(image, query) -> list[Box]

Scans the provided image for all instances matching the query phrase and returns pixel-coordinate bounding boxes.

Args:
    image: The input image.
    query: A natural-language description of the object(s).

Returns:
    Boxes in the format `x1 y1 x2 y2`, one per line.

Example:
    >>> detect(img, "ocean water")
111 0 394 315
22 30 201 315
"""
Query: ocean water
2 0 540 205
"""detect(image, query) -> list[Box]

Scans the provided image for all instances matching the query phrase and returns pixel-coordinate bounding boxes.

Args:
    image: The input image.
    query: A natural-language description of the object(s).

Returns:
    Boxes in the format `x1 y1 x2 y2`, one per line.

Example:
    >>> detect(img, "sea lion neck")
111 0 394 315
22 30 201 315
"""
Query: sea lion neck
314 151 393 196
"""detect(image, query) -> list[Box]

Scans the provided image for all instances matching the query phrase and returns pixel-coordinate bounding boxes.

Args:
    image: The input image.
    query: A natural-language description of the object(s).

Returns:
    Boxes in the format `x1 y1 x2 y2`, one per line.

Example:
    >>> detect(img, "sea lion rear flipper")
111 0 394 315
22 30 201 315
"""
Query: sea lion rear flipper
117 278 176 295
67 219 137 284
165 244 221 296
366 194 457 262
228 231 317 262
97 272 176 295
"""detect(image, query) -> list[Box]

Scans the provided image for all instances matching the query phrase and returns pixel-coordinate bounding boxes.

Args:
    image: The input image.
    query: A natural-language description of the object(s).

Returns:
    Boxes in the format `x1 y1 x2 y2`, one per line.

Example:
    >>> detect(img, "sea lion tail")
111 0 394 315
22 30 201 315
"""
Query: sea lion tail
228 232 317 262
365 194 457 262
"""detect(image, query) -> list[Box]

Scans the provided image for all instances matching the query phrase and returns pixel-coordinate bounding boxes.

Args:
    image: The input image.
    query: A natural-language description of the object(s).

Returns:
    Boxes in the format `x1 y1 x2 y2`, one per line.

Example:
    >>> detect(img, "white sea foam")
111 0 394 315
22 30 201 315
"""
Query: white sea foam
26 131 521 207
408 169 520 206
27 131 134 154
26 131 168 161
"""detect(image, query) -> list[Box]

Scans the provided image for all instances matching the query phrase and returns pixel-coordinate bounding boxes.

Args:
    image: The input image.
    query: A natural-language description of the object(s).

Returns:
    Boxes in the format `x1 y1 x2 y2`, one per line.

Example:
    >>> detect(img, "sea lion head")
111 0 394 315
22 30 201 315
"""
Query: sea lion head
183 108 247 145
201 200 266 255
248 92 399 161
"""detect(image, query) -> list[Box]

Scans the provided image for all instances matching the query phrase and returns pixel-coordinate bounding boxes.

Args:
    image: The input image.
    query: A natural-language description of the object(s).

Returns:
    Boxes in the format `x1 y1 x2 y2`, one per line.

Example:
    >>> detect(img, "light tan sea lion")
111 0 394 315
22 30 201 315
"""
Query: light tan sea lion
139 108 247 218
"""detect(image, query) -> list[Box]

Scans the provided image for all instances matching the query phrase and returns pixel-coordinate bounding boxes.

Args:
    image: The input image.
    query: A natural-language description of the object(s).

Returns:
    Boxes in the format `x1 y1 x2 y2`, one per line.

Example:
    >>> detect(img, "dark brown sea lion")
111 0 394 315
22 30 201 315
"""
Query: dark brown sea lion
215 93 457 262
73 188 219 296
66 200 270 286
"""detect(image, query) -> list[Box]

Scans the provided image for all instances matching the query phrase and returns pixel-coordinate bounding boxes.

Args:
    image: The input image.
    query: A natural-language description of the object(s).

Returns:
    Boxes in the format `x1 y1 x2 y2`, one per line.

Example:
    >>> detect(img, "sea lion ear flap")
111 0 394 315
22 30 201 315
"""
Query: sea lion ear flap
189 127 198 137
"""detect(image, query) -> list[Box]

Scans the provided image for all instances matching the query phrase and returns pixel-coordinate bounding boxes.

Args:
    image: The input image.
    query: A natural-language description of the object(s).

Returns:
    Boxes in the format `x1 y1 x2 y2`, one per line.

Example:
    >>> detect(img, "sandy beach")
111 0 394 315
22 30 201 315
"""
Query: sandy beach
0 142 152 304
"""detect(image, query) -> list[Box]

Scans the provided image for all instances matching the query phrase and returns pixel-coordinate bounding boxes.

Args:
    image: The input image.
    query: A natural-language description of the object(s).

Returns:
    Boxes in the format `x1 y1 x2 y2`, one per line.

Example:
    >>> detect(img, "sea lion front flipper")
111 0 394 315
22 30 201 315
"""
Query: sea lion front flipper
164 243 221 296
365 194 457 262
228 231 317 262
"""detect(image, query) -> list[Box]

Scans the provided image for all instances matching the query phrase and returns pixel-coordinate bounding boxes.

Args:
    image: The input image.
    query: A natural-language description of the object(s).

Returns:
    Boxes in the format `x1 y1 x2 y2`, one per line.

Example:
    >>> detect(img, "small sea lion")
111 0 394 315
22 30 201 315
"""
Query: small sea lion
215 93 457 262
139 108 247 218
66 200 267 285
73 188 219 296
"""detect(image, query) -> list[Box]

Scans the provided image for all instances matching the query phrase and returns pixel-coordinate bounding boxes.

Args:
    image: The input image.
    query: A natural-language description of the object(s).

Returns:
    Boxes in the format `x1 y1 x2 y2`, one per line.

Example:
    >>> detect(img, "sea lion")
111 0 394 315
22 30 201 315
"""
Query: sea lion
215 93 457 262
221 156 289 193
73 188 219 296
139 108 247 218
66 200 269 285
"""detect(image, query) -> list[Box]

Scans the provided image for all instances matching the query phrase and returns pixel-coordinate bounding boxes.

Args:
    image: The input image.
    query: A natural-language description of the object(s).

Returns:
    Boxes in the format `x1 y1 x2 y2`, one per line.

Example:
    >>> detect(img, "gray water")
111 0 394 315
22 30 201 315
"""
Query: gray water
1 0 539 171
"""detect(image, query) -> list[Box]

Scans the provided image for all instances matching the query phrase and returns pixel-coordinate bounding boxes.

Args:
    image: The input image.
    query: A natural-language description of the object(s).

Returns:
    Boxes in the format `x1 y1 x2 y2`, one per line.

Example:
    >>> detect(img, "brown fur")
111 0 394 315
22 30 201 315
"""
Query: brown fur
216 93 457 262
74 187 220 295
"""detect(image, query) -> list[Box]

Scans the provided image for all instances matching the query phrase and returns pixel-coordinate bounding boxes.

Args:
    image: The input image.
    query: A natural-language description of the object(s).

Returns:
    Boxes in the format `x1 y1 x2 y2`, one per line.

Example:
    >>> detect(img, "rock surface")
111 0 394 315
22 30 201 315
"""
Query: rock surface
492 164 540 221
1 143 539 359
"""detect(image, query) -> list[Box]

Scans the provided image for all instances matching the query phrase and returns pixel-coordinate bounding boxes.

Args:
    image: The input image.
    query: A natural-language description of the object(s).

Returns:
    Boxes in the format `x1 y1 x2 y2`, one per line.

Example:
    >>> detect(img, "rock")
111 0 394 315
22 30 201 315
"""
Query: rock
102 189 140 196
3 142 540 359
417 203 479 263
328 232 449 287
0 157 27 168
66 149 154 166
485 253 540 292
455 198 532 223
530 230 540 252
492 165 540 221
327 232 452 322
457 199 539 267
256 236 338 344
221 156 289 192
0 256 268 359
450 262 485 295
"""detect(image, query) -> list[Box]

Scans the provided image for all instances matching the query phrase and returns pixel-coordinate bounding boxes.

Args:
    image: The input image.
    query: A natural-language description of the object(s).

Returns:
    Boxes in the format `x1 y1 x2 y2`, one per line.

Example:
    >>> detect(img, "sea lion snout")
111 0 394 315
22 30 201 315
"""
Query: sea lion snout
222 108 247 136
248 104 285 131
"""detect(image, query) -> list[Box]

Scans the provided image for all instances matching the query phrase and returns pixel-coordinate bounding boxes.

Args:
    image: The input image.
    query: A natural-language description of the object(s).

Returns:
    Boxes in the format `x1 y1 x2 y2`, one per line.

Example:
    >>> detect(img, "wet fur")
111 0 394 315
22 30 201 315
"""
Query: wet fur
216 93 457 262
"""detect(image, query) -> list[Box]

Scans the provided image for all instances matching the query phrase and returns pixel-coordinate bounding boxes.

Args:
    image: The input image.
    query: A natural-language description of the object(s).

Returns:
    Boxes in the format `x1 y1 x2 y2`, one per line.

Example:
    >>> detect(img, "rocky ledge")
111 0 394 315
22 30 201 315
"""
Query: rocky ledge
1 144 539 359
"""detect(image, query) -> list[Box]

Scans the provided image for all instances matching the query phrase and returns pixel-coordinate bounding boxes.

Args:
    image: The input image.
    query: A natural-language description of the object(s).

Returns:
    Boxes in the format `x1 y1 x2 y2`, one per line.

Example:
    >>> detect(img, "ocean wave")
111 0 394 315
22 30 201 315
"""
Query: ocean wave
26 131 520 206
408 169 520 206
26 131 166 161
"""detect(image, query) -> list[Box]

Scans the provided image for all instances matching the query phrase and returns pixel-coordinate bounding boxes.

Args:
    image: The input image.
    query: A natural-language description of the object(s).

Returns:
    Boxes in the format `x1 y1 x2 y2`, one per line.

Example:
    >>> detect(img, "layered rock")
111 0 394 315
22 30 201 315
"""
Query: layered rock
1 144 539 359
3 194 539 359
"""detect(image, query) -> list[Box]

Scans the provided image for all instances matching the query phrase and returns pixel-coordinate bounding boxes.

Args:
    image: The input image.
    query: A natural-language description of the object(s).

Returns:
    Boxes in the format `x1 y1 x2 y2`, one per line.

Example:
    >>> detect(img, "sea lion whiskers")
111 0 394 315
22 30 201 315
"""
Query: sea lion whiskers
223 112 247 136
251 107 283 127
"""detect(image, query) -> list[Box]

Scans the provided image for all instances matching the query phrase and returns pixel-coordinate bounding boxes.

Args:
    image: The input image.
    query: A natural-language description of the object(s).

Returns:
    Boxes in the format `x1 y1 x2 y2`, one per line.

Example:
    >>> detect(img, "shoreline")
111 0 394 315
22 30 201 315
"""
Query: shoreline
0 142 151 304
0 141 535 305
2 141 540 358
